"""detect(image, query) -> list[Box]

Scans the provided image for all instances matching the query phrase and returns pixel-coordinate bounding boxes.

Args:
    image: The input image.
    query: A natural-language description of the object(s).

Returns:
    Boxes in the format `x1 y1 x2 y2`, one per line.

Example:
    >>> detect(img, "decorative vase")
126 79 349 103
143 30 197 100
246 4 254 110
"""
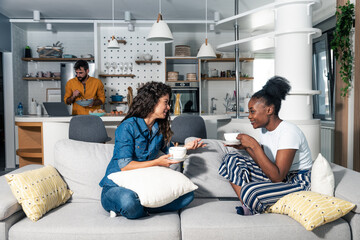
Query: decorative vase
174 94 182 116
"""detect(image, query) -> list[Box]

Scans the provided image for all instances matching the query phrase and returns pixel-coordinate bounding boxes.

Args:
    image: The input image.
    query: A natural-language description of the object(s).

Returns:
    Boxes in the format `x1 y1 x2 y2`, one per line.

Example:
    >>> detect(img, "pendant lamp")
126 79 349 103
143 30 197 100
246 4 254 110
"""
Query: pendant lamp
197 0 216 59
147 0 173 42
108 0 120 48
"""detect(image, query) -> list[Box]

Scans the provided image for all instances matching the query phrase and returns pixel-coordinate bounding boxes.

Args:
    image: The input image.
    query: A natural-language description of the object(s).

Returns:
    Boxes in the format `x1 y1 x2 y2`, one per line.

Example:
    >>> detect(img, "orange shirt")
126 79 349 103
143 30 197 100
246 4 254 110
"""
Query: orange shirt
64 76 105 115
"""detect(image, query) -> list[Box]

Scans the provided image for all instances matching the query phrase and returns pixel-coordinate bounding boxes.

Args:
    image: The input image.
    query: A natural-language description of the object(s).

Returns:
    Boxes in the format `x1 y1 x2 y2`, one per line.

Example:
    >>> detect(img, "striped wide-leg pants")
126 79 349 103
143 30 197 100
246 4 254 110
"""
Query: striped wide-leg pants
218 152 311 214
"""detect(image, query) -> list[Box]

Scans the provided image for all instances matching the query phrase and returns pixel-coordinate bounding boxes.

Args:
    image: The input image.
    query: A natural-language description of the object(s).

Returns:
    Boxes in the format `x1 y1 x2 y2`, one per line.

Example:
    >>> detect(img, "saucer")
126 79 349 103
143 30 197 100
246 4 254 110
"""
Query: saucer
223 140 241 145
169 155 189 162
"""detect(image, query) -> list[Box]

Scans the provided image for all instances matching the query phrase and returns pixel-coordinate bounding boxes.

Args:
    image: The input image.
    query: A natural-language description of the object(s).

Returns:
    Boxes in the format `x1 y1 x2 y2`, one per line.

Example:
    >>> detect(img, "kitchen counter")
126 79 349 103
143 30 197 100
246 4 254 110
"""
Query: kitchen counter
14 113 231 123
15 114 231 166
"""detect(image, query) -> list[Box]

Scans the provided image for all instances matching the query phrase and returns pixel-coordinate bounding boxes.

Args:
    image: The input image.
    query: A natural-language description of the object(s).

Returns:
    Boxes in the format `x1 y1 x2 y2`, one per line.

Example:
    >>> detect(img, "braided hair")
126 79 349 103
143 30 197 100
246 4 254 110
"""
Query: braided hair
252 76 291 115
123 81 173 144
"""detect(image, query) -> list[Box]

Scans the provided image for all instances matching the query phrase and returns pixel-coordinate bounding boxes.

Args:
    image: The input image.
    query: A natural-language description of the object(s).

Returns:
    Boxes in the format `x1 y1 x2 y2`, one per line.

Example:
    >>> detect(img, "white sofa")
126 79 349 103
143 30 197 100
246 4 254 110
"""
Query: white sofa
0 139 359 240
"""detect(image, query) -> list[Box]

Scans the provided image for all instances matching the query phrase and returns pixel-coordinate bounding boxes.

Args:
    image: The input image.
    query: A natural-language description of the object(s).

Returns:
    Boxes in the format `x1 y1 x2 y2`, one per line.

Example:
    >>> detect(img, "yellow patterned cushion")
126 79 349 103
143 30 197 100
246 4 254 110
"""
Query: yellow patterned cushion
5 165 72 222
267 191 355 231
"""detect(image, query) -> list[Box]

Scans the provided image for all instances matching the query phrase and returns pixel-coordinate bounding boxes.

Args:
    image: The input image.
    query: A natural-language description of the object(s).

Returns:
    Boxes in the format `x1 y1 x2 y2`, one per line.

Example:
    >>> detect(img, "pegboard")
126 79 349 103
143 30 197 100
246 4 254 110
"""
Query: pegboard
98 26 165 112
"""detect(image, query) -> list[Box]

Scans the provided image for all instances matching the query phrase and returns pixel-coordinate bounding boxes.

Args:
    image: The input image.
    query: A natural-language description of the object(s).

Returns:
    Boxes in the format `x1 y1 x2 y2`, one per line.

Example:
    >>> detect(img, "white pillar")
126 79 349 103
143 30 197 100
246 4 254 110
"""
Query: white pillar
274 0 320 120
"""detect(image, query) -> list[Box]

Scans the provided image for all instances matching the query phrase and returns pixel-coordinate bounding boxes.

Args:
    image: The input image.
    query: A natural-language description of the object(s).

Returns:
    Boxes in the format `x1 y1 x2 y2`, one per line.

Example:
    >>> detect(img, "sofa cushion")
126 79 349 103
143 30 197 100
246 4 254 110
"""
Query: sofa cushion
180 198 351 240
9 202 180 240
183 138 237 198
311 153 334 196
331 163 360 214
267 191 355 231
54 139 114 202
108 166 198 208
5 165 72 222
0 165 42 221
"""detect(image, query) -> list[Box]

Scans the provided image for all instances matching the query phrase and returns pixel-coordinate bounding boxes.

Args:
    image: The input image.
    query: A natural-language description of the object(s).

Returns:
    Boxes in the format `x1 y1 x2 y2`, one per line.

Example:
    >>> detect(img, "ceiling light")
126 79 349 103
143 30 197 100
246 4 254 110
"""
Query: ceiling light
33 10 40 21
197 0 216 59
108 0 120 49
46 23 52 31
147 0 173 42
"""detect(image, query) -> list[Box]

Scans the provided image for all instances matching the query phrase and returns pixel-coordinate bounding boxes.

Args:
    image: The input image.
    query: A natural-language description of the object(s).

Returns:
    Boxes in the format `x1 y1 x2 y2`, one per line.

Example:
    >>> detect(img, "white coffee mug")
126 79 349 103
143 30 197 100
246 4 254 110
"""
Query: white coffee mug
169 146 187 160
224 133 240 143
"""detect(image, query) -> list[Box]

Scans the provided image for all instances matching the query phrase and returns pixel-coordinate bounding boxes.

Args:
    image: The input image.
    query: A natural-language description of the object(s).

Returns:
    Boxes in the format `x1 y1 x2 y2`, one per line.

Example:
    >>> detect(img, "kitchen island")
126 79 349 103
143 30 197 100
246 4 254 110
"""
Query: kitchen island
15 114 231 166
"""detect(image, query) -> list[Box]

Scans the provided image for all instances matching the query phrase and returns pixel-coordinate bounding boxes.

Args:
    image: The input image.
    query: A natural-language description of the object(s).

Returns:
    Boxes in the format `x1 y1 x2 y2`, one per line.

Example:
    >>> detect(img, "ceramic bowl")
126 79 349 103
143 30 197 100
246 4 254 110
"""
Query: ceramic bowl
76 99 93 107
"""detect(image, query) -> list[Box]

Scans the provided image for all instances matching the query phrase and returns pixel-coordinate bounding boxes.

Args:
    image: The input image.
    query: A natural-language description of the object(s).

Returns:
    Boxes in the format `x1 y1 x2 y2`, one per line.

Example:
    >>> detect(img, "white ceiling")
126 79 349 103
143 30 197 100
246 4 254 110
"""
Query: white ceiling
0 0 335 25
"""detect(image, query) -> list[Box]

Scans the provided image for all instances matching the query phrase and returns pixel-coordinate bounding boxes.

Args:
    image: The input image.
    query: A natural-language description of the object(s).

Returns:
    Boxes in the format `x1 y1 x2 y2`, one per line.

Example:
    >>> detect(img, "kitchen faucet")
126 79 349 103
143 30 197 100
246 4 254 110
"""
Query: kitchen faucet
210 97 217 113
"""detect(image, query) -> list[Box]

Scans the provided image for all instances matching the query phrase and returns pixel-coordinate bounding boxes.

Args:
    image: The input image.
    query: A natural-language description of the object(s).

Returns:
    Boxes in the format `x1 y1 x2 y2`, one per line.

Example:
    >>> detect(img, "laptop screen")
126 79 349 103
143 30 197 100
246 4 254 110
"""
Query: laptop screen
43 102 71 116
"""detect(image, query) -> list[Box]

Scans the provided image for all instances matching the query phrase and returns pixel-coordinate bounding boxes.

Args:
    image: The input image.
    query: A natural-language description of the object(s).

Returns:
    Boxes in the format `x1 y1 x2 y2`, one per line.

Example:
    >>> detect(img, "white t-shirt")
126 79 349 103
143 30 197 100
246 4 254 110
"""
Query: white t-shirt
260 121 312 171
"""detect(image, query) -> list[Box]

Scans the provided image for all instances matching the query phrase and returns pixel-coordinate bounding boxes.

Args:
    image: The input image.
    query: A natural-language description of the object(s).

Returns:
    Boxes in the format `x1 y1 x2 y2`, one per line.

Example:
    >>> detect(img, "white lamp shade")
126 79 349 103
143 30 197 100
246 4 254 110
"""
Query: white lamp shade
108 36 120 48
197 41 216 59
147 19 173 42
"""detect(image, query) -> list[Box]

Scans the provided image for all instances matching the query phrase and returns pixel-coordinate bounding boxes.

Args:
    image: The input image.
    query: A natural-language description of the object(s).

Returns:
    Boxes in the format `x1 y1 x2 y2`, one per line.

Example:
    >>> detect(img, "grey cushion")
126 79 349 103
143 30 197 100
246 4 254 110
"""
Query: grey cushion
183 138 237 198
180 198 351 240
332 163 360 213
9 202 180 240
69 115 111 143
54 139 114 202
171 115 207 144
0 164 43 220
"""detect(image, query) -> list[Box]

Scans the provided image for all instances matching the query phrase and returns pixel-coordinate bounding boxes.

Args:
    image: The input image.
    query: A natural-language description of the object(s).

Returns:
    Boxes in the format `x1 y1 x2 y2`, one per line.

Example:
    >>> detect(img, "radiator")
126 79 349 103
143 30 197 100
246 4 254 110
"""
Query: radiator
320 126 335 163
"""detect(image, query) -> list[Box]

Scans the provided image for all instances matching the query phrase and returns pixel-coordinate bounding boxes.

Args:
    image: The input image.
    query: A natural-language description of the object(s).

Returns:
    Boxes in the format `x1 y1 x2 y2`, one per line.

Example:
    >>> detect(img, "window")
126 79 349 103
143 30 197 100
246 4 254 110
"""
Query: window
312 30 335 120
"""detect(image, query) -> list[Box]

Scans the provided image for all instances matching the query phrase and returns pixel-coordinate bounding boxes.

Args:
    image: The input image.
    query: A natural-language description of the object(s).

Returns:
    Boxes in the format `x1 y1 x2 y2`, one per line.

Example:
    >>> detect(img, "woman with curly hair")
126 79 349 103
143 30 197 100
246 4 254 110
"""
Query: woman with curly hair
100 81 204 219
219 76 312 215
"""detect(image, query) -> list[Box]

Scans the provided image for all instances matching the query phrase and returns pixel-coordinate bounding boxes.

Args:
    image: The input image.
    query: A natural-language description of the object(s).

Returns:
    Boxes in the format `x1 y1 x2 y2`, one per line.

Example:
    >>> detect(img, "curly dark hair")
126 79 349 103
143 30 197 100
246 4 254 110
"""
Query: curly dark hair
74 60 89 71
252 76 291 115
123 81 173 144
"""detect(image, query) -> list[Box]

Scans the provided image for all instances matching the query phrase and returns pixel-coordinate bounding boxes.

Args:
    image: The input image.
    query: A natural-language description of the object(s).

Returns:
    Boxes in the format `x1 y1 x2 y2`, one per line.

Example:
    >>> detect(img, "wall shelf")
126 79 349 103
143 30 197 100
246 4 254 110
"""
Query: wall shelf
108 101 128 104
165 80 199 83
107 39 127 45
201 58 254 63
23 77 61 81
203 77 254 81
99 74 135 78
22 57 94 62
135 60 162 65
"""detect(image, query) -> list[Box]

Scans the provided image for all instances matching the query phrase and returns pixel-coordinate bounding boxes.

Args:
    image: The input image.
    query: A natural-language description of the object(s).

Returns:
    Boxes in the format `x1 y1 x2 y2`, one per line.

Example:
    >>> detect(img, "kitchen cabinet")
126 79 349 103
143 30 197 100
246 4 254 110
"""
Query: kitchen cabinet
165 57 201 113
15 122 43 167
165 57 200 82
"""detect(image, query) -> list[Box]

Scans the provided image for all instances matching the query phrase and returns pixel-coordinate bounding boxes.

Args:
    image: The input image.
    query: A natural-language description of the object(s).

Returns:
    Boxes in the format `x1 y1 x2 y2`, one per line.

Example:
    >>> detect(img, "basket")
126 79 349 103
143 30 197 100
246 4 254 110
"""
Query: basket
186 73 197 81
175 45 191 57
37 47 63 58
167 71 179 81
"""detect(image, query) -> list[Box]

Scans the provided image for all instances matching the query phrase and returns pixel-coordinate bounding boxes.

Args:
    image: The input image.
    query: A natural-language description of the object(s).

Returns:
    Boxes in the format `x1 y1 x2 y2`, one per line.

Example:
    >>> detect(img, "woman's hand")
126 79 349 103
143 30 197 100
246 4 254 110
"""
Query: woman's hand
155 154 181 167
184 138 206 150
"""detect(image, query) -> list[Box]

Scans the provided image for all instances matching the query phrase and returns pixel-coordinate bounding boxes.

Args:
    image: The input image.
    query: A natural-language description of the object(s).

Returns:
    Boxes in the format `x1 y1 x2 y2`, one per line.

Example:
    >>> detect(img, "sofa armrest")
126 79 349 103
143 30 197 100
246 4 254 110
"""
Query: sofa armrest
331 163 360 214
0 164 43 220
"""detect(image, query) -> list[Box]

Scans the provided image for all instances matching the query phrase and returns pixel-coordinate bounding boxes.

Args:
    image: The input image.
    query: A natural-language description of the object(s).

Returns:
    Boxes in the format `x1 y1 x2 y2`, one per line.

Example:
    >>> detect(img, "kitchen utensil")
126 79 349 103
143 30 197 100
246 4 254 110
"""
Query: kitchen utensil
175 45 191 56
127 87 133 107
110 94 124 102
89 112 105 117
167 71 179 81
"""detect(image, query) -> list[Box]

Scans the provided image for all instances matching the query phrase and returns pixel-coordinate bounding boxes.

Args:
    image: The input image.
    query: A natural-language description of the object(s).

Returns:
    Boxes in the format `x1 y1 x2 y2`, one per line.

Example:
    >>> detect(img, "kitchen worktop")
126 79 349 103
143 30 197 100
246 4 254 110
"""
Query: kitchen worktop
15 113 232 122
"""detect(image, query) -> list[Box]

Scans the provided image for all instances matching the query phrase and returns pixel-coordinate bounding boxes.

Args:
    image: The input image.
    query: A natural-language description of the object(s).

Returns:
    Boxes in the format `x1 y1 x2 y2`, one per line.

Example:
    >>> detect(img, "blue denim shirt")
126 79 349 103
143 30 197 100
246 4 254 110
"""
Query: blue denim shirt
99 117 172 187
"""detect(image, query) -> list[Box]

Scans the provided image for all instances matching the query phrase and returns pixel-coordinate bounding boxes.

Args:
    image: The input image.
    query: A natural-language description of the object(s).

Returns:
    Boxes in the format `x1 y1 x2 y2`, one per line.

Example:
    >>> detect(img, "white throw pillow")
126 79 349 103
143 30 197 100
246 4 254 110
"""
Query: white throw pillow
108 166 198 208
311 153 335 196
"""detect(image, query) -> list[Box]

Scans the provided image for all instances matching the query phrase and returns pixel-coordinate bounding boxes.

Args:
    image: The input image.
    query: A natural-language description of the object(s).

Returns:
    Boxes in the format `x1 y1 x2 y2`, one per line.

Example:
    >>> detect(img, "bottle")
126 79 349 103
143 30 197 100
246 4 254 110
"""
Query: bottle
174 94 182 116
17 102 23 116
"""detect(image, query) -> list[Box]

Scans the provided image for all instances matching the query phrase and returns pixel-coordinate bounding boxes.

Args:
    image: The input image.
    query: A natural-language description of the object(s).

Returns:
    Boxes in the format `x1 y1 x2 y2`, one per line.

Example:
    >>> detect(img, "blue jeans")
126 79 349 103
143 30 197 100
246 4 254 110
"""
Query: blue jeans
101 185 194 219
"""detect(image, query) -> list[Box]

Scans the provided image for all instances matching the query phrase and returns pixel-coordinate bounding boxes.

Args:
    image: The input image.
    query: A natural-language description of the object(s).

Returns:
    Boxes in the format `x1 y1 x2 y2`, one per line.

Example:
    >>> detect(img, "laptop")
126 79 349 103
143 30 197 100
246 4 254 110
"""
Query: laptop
43 102 71 116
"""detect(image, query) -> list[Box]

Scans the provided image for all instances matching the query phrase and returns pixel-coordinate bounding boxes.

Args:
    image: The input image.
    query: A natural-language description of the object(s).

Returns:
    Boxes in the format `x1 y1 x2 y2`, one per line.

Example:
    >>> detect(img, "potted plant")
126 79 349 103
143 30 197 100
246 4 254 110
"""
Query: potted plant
331 0 355 97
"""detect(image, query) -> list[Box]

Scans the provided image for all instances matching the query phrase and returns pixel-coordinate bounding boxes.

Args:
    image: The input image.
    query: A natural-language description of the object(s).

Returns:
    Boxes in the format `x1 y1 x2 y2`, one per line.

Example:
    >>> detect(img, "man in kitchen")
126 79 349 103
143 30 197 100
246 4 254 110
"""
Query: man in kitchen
64 60 105 115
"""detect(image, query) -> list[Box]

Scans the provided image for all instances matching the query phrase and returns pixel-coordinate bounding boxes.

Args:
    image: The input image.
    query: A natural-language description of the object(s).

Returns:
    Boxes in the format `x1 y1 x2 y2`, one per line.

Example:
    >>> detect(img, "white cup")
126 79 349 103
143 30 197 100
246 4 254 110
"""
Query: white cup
169 147 187 160
224 133 240 143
